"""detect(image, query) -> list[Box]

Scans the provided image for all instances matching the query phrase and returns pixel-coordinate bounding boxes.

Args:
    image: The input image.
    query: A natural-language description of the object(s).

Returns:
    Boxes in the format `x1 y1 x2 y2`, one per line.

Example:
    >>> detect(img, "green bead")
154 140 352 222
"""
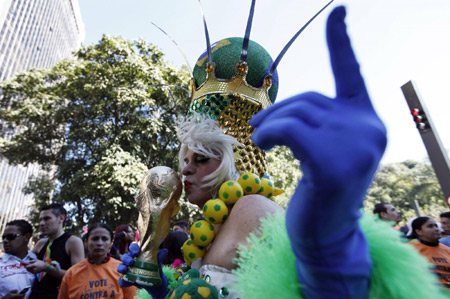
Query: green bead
220 287 230 298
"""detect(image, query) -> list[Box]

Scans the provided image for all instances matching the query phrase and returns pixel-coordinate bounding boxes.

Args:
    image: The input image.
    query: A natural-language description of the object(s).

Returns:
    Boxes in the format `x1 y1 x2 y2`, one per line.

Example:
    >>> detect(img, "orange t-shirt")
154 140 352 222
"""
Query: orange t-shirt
58 258 137 299
409 239 450 288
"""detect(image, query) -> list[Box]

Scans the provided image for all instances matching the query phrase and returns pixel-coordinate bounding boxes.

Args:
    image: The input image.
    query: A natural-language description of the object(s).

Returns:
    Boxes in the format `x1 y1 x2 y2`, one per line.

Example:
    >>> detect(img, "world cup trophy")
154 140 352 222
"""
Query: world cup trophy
121 166 182 286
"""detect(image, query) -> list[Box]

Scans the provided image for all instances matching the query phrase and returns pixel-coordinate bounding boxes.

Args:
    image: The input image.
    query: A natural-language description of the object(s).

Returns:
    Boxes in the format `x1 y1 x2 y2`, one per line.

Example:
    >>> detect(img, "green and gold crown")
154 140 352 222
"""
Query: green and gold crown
189 37 278 177
187 0 332 177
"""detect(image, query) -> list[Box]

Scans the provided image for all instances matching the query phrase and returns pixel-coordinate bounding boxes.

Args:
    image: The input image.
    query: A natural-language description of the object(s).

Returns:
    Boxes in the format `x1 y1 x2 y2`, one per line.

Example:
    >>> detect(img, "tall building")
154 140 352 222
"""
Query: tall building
0 0 84 236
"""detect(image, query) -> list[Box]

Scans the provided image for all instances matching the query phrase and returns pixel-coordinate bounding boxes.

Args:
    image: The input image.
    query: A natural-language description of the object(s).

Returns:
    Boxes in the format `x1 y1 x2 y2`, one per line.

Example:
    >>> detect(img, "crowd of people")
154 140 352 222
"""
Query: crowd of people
2 4 450 299
373 202 450 289
0 204 190 299
3 202 450 298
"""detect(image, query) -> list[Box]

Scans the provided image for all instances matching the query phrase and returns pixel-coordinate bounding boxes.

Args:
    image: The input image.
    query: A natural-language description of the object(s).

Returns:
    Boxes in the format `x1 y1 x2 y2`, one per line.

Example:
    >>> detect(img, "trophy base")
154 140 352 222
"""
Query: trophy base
121 258 162 287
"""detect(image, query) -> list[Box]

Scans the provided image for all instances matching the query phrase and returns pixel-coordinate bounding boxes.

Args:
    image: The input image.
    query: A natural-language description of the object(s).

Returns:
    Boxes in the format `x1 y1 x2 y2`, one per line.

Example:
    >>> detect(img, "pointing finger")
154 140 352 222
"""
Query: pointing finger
327 6 368 100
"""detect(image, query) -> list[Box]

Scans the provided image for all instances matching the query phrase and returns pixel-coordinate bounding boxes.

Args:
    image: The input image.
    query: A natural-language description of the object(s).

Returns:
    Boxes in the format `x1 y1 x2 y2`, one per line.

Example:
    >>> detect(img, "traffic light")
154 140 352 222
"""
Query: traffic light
410 108 430 131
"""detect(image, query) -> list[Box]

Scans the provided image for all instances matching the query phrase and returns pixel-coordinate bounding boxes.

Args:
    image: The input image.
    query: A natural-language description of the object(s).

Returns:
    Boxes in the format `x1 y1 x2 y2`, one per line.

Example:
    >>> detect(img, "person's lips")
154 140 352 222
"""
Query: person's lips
184 181 192 192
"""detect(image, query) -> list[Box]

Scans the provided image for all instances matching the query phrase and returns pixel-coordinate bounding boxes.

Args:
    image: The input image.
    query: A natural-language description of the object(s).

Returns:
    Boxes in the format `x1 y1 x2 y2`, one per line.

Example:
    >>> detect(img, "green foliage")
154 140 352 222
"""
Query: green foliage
22 173 56 229
364 160 447 225
0 35 190 232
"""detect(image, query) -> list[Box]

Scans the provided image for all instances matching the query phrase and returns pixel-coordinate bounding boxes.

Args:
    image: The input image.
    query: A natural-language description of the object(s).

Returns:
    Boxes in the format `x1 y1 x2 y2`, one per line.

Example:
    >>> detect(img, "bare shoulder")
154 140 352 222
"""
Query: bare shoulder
66 235 85 264
225 194 283 239
67 234 83 244
66 234 83 250
203 195 283 269
230 194 283 222
32 237 49 254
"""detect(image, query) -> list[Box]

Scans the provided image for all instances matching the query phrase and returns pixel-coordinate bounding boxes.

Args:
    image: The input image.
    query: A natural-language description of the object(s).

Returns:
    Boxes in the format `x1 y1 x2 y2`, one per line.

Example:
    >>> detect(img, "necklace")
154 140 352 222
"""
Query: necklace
182 172 281 265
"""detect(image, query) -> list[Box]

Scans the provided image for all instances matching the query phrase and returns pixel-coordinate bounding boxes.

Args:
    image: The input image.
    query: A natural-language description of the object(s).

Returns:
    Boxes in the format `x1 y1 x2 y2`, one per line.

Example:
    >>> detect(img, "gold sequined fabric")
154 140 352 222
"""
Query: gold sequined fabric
189 93 267 177
189 61 272 177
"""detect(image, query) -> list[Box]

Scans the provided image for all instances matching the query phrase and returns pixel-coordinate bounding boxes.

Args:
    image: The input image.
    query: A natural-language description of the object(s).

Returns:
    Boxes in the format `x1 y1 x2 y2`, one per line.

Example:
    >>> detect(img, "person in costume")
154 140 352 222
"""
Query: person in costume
26 203 85 299
119 3 449 299
58 223 137 298
409 217 450 289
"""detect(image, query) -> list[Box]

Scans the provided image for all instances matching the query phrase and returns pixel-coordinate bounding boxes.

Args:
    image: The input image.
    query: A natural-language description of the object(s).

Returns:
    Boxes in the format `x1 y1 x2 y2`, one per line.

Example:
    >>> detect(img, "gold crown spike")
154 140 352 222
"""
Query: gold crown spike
189 61 273 177
191 61 272 109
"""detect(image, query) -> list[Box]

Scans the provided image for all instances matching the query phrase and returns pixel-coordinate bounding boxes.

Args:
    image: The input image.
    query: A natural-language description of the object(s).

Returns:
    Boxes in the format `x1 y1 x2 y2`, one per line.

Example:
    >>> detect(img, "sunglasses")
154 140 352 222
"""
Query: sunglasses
2 233 23 241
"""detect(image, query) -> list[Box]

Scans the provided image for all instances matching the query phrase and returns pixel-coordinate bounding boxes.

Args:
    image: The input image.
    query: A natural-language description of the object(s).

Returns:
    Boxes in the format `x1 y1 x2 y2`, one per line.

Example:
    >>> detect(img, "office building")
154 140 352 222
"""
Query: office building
0 0 84 236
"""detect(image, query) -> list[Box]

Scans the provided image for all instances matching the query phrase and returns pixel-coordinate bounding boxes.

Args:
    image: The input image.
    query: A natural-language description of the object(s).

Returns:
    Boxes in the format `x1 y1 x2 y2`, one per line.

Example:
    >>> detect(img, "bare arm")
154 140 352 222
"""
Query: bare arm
44 235 84 280
27 235 85 280
31 238 48 255
66 235 85 266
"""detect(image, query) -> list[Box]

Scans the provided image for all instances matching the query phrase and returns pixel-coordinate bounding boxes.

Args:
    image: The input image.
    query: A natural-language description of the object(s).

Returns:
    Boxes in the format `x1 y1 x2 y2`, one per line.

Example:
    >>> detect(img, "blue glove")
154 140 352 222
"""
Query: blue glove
250 6 386 299
118 243 169 299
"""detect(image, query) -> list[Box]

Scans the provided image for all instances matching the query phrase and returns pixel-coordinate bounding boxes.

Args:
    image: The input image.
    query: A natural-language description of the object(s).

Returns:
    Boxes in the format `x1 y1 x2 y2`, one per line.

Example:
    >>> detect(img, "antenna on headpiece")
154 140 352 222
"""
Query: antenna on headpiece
150 22 193 74
268 0 334 77
198 0 213 64
240 0 256 62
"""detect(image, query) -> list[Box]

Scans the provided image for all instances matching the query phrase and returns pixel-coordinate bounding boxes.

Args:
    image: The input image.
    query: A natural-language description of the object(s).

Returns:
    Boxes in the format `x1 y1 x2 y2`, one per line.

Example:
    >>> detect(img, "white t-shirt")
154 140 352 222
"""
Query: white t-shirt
0 251 37 299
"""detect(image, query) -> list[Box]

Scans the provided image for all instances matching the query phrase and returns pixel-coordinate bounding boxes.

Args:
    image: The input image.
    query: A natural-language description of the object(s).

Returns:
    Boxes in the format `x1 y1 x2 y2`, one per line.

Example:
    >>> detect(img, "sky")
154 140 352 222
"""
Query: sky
78 0 450 165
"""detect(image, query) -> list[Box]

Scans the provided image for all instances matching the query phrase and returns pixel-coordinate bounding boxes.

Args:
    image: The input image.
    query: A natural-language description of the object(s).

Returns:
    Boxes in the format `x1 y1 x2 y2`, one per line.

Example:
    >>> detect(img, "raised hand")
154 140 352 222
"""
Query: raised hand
251 7 386 190
250 6 386 298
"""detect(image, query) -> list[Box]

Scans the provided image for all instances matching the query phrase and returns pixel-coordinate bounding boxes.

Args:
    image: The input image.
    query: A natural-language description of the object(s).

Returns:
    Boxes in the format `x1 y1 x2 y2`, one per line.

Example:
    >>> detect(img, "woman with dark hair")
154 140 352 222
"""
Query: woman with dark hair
160 231 189 269
111 224 134 260
409 217 450 289
58 223 137 298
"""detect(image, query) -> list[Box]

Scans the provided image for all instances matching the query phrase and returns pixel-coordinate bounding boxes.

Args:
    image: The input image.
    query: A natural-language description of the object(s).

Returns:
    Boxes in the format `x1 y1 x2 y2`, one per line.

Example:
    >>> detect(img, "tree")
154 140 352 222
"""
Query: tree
0 35 191 231
364 160 447 225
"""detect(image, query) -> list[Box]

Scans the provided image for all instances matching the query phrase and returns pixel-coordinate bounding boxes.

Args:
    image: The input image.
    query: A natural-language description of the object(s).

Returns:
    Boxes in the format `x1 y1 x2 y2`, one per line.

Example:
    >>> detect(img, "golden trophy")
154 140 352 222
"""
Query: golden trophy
121 166 182 287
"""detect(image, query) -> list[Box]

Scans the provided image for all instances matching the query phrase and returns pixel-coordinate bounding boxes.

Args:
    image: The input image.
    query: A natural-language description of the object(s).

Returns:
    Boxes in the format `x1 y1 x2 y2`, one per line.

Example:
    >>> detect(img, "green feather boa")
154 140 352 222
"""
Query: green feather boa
232 212 449 298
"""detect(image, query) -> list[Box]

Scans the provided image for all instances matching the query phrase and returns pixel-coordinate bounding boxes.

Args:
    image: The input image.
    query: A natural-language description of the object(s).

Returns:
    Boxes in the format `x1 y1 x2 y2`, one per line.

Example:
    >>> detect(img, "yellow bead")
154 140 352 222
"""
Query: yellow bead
203 199 229 224
219 180 243 205
181 239 206 265
258 178 274 198
238 172 261 195
190 220 215 247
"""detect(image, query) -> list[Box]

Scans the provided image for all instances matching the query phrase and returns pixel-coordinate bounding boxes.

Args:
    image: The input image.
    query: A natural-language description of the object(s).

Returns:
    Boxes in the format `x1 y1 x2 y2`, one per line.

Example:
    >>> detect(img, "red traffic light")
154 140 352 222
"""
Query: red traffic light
410 108 430 131
410 108 420 116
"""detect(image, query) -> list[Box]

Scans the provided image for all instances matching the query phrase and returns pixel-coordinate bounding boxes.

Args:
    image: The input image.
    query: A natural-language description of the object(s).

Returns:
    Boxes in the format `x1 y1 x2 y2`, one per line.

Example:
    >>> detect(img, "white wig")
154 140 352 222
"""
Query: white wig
177 114 241 193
